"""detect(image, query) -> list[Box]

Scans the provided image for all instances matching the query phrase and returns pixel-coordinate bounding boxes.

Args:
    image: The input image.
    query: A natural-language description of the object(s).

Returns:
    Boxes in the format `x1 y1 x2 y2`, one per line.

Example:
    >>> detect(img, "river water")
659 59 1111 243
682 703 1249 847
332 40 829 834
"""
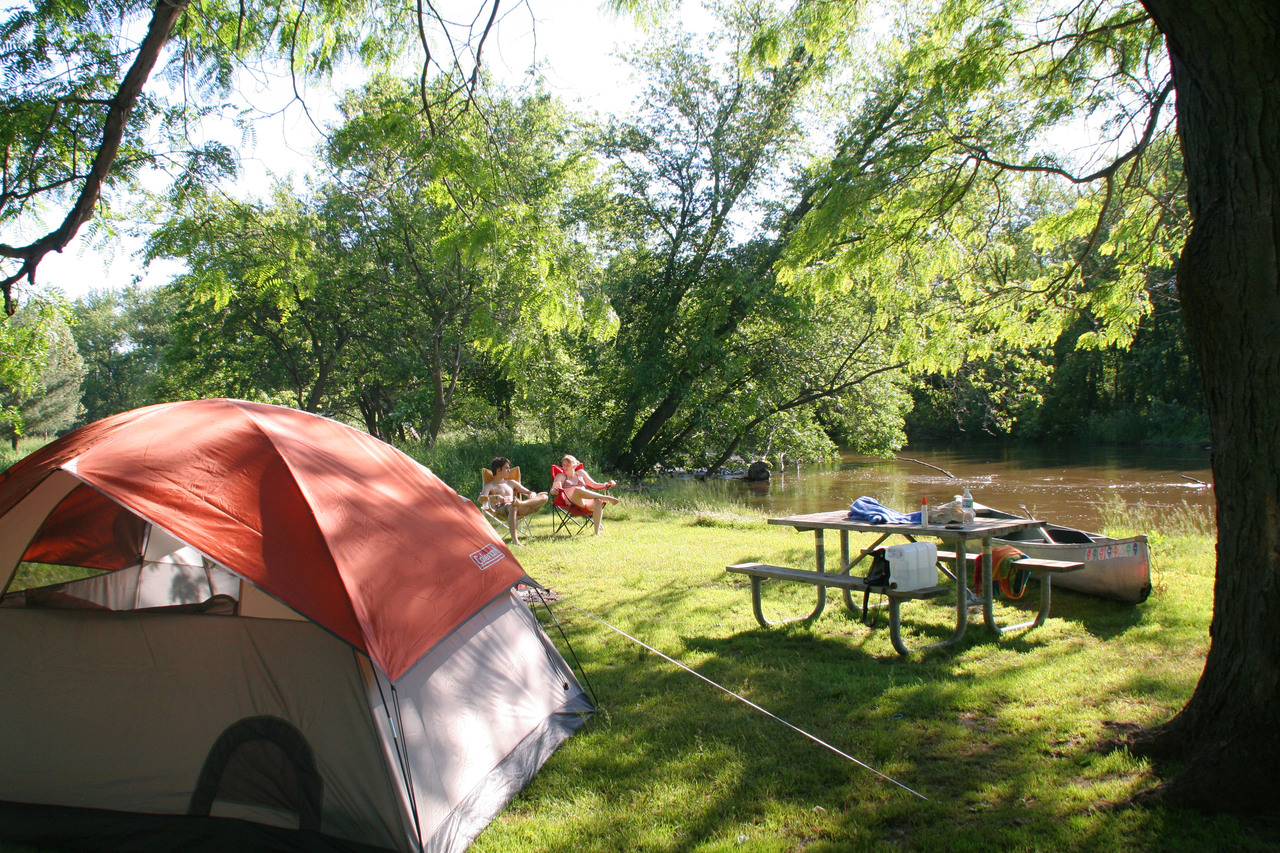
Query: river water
712 443 1215 534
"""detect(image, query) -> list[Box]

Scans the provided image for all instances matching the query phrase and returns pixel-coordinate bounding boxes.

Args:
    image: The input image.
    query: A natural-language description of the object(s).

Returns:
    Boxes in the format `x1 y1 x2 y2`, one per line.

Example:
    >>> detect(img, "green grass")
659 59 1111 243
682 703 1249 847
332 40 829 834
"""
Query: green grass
4 562 106 591
469 492 1272 852
4 488 1270 852
0 436 51 472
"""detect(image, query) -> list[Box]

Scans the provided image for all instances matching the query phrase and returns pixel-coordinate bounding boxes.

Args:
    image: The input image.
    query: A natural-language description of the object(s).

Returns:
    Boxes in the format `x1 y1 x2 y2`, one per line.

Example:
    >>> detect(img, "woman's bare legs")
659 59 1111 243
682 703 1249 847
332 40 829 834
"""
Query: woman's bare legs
567 488 618 535
568 487 618 506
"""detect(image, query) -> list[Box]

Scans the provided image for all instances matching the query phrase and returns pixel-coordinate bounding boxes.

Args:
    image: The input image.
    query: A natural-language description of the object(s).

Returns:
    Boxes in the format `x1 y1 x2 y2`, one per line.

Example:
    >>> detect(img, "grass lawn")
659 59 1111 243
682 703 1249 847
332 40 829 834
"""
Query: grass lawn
469 494 1275 852
2 489 1273 852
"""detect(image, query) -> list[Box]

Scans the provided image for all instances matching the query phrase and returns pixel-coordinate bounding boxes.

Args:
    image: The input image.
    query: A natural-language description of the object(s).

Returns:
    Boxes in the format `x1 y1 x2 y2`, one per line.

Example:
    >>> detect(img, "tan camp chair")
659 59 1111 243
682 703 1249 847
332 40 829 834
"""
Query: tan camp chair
478 466 541 541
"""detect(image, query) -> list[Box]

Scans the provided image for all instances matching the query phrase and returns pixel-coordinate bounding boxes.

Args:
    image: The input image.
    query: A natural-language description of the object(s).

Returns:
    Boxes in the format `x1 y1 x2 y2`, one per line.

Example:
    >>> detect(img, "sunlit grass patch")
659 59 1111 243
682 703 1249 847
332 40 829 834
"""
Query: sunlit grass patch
1099 493 1216 539
4 562 107 592
0 436 52 473
476 499 1266 853
689 508 764 528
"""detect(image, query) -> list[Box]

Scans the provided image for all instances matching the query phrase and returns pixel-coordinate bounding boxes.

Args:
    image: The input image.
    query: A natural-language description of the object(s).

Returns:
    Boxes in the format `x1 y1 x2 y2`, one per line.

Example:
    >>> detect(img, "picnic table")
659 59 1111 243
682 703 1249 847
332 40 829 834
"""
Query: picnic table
727 510 1083 656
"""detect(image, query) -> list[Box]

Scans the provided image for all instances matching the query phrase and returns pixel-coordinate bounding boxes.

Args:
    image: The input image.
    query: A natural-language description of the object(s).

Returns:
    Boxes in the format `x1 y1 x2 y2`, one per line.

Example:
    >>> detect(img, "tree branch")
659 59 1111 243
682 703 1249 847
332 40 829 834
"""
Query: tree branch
952 78 1174 186
0 0 190 315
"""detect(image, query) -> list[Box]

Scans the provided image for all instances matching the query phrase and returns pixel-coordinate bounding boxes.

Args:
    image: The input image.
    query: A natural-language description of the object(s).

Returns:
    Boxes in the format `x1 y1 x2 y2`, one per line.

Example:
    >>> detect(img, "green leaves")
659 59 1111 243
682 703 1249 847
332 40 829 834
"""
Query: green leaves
589 13 914 474
0 293 79 441
70 284 176 423
776 0 1177 375
1 0 422 305
144 73 606 440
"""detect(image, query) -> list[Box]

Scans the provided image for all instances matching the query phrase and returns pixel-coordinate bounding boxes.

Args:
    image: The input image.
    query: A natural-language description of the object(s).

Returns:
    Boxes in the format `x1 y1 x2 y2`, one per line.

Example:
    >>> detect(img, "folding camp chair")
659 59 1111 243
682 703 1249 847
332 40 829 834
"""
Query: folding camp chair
550 460 618 537
478 466 538 542
549 490 593 537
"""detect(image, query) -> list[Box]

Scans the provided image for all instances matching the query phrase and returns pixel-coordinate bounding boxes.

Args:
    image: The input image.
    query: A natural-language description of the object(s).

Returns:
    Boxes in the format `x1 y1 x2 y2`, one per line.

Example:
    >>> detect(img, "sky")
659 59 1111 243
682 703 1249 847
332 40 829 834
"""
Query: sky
36 0 674 301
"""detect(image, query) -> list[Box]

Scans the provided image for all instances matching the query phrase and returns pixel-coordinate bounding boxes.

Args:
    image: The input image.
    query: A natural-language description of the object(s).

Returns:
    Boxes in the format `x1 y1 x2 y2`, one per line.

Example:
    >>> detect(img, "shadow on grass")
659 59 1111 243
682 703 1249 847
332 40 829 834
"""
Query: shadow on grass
1044 589 1151 640
497 513 1241 852
518 577 1242 852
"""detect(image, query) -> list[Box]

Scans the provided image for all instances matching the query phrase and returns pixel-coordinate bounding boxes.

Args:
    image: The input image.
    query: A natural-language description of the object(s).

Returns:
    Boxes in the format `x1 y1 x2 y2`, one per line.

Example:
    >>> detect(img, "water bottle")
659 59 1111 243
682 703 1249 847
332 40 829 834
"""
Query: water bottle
962 486 975 524
920 495 929 529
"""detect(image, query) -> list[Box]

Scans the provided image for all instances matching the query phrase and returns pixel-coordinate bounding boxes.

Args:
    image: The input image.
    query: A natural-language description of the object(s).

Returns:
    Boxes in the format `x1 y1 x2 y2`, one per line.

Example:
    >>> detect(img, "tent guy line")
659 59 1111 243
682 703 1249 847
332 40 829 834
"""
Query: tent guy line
552 594 931 802
525 583 602 707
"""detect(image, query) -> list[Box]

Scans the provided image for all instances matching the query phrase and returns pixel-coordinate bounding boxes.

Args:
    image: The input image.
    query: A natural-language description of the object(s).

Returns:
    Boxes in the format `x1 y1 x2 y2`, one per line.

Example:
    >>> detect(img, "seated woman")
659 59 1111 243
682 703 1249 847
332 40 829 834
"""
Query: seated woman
479 457 548 546
550 454 619 535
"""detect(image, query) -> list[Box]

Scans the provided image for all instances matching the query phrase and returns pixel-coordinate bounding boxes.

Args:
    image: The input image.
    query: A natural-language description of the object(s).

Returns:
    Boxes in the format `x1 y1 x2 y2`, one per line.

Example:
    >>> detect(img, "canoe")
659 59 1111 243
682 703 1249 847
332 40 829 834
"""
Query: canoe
976 504 1151 604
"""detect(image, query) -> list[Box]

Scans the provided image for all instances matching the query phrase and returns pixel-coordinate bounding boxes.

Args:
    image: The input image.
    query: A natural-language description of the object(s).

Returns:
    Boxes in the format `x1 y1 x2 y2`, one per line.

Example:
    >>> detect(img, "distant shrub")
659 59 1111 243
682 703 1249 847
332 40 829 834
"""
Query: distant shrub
1078 402 1209 447
400 431 570 495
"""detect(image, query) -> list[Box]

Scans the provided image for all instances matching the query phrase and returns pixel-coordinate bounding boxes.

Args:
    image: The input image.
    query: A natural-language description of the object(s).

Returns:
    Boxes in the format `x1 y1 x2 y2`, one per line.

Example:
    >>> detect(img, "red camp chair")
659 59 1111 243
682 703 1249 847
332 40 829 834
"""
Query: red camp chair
549 464 594 537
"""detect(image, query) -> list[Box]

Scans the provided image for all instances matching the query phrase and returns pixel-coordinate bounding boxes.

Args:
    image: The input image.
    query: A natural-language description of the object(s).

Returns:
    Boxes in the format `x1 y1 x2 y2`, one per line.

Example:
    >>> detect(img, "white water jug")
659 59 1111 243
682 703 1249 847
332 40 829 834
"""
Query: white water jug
885 542 938 591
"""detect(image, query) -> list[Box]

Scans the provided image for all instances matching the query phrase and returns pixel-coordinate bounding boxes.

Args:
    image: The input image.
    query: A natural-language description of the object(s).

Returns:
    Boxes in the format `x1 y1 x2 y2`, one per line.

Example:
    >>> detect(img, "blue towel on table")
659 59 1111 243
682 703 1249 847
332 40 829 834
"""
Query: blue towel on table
847 496 921 524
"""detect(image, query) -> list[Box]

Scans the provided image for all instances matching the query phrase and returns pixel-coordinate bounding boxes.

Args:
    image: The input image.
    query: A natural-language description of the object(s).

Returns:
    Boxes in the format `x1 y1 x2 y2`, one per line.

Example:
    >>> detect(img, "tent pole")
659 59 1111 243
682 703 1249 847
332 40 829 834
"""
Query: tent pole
527 583 599 708
373 668 424 852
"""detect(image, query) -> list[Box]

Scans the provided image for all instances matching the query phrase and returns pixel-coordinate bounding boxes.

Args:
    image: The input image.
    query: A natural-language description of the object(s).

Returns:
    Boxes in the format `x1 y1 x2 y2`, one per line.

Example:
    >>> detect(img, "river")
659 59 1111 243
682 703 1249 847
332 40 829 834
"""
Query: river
708 443 1215 534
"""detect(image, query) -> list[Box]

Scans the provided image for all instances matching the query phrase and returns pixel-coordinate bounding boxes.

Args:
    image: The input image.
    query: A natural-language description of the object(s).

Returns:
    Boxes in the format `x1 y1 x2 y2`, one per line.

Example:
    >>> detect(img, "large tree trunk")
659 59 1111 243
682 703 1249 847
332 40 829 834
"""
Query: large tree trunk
1131 0 1280 814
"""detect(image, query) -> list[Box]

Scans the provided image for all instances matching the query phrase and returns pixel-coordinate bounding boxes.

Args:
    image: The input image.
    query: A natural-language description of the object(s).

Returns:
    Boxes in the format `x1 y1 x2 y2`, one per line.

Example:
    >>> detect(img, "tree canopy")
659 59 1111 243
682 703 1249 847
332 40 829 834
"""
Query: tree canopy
147 75 608 442
1 0 513 309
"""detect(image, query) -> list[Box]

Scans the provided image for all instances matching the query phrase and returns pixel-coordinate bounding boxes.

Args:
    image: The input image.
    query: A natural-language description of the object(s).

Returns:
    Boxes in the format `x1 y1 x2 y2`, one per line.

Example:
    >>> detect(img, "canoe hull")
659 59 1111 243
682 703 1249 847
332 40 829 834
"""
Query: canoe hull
994 535 1151 603
978 506 1152 603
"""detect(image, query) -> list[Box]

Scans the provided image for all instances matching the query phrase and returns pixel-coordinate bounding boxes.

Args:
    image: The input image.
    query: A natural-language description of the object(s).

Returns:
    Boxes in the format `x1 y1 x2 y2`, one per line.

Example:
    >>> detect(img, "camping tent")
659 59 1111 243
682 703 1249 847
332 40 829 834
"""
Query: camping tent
0 399 592 852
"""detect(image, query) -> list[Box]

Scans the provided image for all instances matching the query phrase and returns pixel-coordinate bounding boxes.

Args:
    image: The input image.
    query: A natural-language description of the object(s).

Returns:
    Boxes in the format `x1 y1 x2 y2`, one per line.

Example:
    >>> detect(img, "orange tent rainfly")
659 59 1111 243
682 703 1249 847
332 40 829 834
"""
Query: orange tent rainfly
0 397 521 680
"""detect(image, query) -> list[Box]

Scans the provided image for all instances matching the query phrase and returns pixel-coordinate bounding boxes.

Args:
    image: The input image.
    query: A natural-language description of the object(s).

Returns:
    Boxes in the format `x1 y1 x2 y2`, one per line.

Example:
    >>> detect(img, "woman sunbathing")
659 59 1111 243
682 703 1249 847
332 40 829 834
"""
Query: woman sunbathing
551 454 618 535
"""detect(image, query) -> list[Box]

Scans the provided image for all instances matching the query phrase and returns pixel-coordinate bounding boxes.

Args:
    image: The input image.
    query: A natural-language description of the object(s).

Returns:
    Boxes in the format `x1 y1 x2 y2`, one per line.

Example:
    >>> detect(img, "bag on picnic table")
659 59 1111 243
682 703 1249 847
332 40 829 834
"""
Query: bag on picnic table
865 551 891 587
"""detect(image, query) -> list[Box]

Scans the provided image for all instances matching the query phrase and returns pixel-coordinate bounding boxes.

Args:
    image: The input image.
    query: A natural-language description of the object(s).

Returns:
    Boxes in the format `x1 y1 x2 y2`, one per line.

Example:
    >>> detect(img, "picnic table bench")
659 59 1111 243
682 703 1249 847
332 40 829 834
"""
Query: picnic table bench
727 561 953 656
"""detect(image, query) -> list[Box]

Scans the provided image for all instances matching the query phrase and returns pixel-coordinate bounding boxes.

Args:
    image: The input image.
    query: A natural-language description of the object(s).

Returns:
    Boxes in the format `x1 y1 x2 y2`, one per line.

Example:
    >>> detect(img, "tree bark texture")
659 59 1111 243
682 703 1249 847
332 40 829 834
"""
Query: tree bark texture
1136 0 1280 814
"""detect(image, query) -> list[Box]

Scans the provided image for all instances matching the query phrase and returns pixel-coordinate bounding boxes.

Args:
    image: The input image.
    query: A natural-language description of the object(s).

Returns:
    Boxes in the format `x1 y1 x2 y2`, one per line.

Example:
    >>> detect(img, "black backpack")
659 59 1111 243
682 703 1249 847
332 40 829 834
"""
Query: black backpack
861 549 891 624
